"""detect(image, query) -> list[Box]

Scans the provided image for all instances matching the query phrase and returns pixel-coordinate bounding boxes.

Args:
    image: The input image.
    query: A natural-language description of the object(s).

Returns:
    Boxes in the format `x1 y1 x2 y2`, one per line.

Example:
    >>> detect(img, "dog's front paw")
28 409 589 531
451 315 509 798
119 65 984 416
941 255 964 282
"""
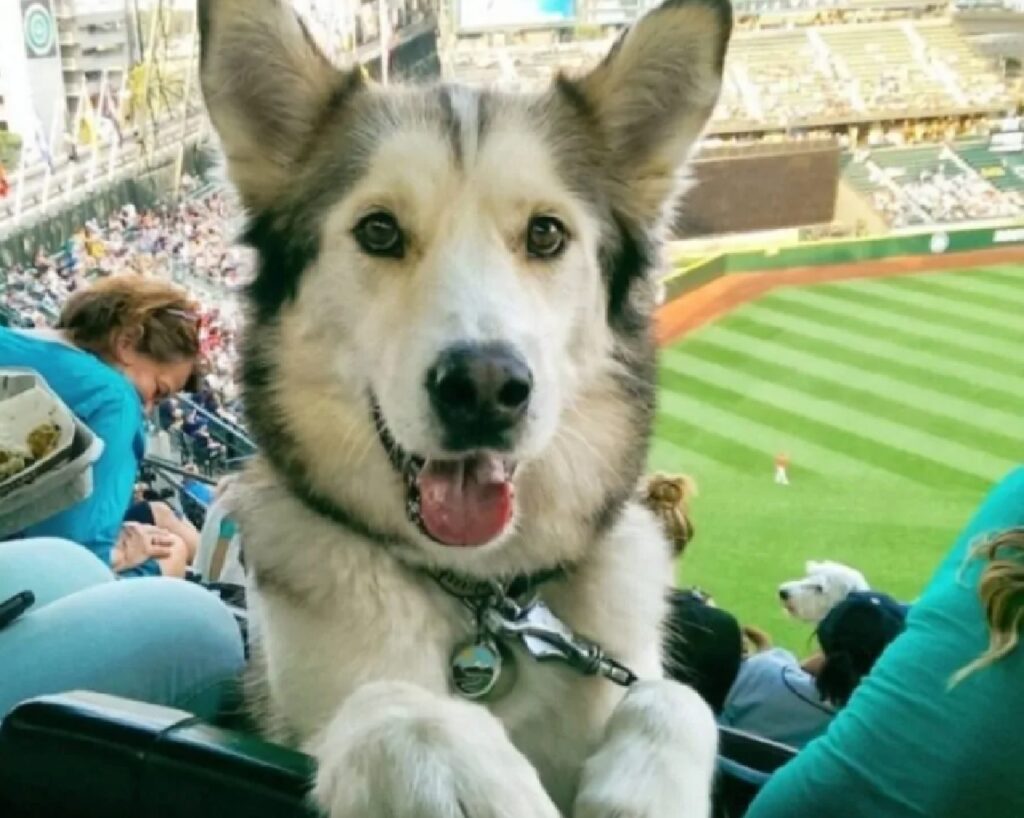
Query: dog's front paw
310 681 560 818
574 680 717 818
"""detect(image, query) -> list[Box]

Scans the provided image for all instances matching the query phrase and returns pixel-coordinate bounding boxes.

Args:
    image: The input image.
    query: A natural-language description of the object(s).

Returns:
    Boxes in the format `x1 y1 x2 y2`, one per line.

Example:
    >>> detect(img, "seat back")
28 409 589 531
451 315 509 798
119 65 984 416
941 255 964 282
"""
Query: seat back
0 692 316 818
2 693 797 818
713 726 798 818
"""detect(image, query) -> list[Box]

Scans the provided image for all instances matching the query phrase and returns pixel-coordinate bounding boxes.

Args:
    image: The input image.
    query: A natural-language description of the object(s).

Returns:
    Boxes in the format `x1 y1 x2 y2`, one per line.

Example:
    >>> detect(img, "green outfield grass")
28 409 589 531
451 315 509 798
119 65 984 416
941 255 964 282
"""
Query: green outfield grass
652 263 1024 651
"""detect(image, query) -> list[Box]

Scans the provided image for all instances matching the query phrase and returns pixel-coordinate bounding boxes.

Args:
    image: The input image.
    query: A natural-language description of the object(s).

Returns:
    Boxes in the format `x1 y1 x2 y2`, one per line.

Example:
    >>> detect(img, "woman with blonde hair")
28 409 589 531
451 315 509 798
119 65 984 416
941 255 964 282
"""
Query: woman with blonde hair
746 468 1024 818
638 472 698 557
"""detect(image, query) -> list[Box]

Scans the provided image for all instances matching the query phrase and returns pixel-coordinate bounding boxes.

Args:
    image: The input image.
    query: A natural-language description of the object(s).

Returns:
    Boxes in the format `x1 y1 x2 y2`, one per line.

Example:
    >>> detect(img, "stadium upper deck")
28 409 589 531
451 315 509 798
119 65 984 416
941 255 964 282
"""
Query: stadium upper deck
448 5 1022 135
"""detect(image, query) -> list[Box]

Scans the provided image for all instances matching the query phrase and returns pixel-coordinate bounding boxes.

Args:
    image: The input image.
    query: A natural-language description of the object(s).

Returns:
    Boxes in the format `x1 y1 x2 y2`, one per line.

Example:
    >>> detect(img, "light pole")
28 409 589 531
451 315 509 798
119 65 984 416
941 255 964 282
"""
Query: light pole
378 0 390 85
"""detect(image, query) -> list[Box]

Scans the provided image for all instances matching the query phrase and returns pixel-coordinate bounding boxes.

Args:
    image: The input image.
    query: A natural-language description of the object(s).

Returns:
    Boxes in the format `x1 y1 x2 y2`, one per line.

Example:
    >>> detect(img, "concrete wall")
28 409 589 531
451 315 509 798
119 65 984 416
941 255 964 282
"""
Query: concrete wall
834 179 889 235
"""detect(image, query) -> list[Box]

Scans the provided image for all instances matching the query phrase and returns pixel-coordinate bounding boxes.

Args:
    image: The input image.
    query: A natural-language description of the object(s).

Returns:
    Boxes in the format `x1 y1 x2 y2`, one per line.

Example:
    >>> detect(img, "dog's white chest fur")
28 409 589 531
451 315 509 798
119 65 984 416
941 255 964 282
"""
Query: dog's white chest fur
241 472 686 811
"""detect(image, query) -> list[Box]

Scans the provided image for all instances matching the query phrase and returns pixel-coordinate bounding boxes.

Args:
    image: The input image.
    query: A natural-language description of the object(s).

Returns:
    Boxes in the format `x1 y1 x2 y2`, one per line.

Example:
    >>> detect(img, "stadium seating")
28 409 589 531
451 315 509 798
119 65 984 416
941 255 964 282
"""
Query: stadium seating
0 692 796 818
844 143 1024 226
448 17 1019 133
955 139 1024 192
914 22 1015 109
819 24 951 114
725 31 856 126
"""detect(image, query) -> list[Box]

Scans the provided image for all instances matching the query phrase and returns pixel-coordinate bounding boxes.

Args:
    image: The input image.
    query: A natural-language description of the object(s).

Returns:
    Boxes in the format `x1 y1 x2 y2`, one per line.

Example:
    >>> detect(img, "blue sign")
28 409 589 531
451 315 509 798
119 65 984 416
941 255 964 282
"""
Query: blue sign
458 0 576 31
22 0 57 59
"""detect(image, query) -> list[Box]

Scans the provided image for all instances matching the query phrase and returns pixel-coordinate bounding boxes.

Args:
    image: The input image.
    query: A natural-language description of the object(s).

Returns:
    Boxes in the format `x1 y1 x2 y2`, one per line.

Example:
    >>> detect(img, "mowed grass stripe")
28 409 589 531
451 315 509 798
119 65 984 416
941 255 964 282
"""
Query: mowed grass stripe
660 359 1005 488
819 280 1024 346
656 383 896 479
935 269 1024 304
756 293 1024 377
723 310 1024 413
842 277 1024 334
973 265 1024 282
665 332 1024 458
701 322 1024 436
648 437 737 477
885 272 1024 315
666 351 1015 479
660 366 982 490
960 267 1024 299
653 411 807 476
779 286 1024 359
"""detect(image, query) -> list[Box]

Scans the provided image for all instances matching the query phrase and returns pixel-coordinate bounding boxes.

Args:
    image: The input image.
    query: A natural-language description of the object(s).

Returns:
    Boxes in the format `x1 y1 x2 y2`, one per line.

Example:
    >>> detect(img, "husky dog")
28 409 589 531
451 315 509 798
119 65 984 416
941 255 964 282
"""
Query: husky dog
779 560 871 623
198 0 732 815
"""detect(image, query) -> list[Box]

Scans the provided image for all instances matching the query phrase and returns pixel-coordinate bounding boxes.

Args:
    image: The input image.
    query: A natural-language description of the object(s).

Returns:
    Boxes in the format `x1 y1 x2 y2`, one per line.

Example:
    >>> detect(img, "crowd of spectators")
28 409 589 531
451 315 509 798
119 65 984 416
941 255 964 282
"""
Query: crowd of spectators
733 4 946 32
902 167 1024 222
866 161 1023 227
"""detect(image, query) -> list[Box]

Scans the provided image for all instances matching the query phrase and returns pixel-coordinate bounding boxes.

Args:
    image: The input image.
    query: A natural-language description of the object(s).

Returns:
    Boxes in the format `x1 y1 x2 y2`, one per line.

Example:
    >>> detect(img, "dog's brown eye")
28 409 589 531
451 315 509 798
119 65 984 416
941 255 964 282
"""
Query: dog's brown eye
354 212 404 258
526 216 567 259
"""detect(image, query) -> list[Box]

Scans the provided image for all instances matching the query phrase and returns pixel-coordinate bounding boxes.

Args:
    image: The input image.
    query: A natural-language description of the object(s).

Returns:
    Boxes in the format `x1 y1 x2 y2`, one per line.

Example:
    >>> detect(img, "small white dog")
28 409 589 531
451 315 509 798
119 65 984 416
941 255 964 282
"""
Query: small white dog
778 560 870 623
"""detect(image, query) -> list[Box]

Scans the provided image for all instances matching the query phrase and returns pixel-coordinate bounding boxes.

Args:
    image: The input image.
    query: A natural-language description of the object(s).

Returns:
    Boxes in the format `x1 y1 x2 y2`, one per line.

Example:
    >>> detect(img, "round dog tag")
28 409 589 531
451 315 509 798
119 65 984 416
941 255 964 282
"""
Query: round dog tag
451 638 515 701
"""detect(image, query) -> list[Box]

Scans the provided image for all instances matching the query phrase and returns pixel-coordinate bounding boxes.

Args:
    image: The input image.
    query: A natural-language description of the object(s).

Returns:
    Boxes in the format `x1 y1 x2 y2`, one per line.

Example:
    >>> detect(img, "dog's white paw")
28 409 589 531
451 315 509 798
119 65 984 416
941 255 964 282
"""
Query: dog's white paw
310 680 561 818
574 680 717 818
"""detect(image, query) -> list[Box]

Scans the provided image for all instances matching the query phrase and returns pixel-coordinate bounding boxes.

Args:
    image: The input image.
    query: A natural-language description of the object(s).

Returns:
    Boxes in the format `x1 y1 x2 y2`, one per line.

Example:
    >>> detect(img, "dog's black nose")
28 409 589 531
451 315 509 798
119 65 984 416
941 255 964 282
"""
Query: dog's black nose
778 589 790 601
428 342 533 449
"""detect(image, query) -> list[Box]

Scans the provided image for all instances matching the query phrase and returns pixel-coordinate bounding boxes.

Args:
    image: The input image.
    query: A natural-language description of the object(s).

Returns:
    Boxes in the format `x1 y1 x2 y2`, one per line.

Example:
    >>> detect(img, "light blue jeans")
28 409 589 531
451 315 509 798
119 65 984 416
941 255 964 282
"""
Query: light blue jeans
0 538 245 721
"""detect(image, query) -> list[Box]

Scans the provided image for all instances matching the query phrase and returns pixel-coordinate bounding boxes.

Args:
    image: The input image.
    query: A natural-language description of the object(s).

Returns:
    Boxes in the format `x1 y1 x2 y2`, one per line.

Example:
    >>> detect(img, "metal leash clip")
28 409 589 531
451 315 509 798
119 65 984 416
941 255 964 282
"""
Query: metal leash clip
483 600 637 688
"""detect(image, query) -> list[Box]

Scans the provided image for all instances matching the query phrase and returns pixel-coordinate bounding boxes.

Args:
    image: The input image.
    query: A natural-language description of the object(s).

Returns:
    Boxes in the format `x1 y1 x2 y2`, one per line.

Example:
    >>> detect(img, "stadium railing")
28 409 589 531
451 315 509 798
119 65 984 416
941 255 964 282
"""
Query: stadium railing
176 395 257 463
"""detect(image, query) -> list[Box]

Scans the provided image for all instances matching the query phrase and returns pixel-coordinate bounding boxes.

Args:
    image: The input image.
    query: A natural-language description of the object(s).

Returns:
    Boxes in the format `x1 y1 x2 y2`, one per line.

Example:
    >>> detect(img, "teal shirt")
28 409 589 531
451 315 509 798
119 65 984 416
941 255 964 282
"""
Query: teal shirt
747 468 1024 818
0 329 157 576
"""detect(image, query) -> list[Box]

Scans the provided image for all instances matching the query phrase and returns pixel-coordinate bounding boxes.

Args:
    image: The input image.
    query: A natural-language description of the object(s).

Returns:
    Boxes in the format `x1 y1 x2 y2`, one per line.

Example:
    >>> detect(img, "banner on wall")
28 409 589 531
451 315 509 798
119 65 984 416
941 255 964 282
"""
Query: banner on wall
457 0 576 31
22 0 57 59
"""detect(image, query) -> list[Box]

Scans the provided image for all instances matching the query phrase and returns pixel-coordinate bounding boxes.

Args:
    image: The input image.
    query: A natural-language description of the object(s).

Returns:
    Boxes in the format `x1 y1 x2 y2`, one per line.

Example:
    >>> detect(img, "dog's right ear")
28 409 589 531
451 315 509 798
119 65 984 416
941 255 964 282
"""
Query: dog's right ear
198 0 363 211
574 0 732 231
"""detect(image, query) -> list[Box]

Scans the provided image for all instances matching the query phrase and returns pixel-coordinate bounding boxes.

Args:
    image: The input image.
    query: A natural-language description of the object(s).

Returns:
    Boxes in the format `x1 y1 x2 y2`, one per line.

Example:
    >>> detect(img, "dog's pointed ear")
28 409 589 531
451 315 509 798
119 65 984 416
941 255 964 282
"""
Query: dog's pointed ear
198 0 363 211
574 0 731 229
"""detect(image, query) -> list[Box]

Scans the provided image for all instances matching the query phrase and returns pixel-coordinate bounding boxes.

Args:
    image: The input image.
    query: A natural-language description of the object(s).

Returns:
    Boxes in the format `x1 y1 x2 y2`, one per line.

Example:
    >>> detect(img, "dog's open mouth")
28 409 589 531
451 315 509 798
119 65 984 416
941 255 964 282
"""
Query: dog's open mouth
371 396 518 548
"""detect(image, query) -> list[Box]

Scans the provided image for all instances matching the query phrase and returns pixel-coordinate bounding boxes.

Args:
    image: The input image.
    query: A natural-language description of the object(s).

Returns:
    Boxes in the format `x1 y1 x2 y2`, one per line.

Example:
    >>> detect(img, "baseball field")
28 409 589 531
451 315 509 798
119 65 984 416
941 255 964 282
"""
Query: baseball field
652 259 1024 651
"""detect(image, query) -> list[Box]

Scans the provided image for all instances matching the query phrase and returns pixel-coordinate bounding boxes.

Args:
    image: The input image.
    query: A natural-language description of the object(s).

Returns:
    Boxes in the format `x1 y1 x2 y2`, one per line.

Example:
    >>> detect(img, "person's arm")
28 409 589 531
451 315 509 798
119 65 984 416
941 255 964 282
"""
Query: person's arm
33 388 159 577
800 652 825 676
746 468 1024 818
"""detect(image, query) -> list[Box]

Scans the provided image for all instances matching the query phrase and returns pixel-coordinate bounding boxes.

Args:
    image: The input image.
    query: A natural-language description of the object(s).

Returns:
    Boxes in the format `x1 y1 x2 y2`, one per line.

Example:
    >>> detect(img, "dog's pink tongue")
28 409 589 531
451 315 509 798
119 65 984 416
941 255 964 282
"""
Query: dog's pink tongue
417 455 514 547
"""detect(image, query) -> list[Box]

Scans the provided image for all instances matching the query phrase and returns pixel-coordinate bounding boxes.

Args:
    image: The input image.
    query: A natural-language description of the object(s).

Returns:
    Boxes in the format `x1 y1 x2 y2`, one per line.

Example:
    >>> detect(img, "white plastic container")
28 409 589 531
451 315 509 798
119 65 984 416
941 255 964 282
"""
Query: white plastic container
0 369 77 495
0 370 105 539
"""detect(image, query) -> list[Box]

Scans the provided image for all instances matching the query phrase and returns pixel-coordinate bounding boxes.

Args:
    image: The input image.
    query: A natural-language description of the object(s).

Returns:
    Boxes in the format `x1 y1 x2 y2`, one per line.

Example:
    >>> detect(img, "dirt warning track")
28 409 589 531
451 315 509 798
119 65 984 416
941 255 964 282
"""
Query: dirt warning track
655 246 1024 345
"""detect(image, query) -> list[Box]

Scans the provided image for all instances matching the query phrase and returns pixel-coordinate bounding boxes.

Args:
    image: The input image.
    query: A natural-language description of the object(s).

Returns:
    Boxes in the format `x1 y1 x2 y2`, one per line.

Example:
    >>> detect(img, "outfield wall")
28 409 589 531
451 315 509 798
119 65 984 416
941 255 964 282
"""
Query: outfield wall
664 223 1024 300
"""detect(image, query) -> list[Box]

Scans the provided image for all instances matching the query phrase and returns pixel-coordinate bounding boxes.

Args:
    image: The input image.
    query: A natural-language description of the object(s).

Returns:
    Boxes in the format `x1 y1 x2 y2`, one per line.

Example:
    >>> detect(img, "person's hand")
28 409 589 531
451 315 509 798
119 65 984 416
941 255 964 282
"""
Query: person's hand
111 522 176 572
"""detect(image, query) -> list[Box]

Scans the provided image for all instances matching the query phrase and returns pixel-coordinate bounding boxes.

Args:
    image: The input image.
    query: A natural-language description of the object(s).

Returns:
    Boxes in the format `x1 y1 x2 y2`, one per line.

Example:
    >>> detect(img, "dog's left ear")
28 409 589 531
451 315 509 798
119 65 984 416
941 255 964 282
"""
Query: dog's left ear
576 0 732 229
